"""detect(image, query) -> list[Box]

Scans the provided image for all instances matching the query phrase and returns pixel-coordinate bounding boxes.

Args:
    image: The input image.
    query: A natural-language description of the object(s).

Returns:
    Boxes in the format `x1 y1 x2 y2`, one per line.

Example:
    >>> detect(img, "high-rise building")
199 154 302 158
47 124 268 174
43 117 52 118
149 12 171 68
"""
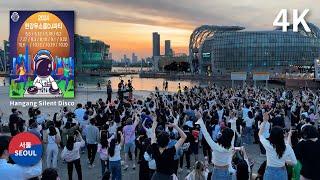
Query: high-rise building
121 54 130 64
152 32 160 57
75 34 111 72
165 40 171 56
132 53 138 64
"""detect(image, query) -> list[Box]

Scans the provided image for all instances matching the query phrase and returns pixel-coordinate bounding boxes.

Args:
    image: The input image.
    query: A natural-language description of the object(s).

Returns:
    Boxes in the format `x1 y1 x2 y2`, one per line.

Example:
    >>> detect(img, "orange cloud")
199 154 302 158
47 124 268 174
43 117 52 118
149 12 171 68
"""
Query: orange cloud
76 19 191 59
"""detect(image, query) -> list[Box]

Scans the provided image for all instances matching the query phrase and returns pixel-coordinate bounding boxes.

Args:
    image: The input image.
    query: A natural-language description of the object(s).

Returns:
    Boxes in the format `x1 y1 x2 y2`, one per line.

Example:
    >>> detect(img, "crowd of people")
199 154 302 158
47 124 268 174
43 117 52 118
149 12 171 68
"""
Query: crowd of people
0 82 320 180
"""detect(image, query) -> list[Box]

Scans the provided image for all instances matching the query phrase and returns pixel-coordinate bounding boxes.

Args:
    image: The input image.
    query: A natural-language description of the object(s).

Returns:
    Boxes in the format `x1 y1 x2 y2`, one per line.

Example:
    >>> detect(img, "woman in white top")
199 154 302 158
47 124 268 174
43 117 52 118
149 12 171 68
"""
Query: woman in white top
97 132 111 177
142 120 153 139
258 112 297 180
108 132 124 180
44 126 61 168
195 112 235 180
258 117 270 155
228 111 238 134
243 111 254 144
61 130 85 180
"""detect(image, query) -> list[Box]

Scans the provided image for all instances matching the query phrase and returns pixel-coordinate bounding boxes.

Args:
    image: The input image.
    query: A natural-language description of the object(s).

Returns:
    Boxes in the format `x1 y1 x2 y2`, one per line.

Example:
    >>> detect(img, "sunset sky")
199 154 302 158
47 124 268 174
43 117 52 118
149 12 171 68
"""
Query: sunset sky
0 0 319 60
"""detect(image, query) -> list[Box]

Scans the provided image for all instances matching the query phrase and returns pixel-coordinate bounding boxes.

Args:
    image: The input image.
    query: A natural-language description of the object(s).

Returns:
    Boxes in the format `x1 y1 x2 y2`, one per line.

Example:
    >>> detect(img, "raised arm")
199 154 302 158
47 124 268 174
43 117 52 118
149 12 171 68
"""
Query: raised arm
76 130 85 147
151 117 158 144
133 113 140 128
195 117 218 150
285 145 297 166
259 112 269 137
119 131 124 146
168 123 187 150
142 119 148 131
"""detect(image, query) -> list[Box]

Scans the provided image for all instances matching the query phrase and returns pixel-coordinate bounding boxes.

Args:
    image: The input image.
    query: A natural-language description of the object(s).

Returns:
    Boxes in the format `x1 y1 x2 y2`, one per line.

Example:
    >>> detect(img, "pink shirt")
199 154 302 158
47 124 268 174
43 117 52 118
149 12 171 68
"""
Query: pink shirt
97 144 108 160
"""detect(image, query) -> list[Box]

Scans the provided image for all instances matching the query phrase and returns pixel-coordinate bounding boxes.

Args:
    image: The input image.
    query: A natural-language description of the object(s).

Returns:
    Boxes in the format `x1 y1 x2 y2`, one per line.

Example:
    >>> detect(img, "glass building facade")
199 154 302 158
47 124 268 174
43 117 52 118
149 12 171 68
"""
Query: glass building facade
200 23 320 74
75 34 112 72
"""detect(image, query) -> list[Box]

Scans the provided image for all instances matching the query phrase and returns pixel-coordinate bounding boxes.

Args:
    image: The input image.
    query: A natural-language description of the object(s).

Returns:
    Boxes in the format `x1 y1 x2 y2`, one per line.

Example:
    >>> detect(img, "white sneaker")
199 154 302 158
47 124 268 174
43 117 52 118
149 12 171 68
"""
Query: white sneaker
132 164 136 170
124 165 129 170
88 164 92 169
178 168 183 173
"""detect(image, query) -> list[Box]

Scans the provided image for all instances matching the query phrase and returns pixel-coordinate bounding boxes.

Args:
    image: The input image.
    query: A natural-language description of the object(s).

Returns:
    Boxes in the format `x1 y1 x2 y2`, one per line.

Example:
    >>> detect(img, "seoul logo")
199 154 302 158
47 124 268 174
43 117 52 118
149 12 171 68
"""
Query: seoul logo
11 12 19 22
8 132 43 166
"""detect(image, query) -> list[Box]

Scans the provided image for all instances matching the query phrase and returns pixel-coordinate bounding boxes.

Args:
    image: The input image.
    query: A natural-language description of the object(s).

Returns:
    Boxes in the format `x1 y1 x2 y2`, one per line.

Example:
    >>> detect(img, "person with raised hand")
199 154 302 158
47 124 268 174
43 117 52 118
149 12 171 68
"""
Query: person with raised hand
108 131 124 180
123 111 140 170
195 111 235 180
61 130 85 180
258 112 297 180
150 116 187 180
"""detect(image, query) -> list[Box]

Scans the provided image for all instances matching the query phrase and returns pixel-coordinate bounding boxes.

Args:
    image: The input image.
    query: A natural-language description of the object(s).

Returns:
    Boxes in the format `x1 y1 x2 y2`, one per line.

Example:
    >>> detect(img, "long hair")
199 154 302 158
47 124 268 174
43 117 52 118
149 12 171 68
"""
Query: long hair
108 139 116 157
100 132 109 149
269 126 286 158
193 161 205 180
217 128 234 149
48 126 57 136
236 159 249 180
66 136 75 151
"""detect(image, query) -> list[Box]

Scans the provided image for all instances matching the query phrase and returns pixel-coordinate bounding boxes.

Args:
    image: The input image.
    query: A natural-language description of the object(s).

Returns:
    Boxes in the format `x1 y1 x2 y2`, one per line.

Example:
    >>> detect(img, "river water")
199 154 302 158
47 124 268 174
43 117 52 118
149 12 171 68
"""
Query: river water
77 74 202 92
0 67 203 92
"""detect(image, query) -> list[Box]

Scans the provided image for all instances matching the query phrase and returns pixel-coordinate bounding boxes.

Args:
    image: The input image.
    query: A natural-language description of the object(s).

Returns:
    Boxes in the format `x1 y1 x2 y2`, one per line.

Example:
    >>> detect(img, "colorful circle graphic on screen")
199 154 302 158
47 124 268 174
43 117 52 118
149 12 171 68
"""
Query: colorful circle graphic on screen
8 132 43 166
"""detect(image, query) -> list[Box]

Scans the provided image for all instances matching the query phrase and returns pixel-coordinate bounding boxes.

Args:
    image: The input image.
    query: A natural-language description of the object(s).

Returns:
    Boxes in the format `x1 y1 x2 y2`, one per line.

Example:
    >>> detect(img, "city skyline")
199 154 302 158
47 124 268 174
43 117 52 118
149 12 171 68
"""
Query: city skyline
0 0 319 60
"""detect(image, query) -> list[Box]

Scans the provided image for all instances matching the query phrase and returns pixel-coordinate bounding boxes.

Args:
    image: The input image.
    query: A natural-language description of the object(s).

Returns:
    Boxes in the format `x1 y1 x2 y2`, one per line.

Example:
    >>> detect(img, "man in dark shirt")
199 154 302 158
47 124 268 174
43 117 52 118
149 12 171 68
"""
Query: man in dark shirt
9 108 19 136
107 80 112 103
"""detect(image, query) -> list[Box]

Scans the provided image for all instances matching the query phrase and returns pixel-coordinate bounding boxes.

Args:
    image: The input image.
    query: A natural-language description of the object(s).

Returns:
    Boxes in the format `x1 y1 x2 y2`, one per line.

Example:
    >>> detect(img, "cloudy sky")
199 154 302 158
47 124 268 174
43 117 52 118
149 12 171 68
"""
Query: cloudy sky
0 0 319 60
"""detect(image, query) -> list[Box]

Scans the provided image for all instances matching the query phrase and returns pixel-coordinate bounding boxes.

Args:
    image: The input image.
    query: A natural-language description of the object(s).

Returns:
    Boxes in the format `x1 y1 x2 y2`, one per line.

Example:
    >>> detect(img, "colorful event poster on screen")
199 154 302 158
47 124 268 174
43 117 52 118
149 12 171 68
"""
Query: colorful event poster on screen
9 11 74 98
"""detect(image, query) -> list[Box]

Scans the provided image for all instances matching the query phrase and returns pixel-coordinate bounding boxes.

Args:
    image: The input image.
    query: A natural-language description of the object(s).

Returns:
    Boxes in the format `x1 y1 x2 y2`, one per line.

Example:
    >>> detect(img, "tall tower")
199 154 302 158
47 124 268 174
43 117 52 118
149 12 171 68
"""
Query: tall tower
165 40 171 56
152 32 160 57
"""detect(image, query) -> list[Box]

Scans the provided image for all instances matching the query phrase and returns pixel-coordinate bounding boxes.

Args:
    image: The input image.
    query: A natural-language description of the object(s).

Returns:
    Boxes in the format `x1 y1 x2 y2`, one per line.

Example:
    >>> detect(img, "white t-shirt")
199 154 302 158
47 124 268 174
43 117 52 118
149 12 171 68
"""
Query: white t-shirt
108 123 117 136
145 128 153 139
144 152 156 170
97 144 109 161
109 145 121 161
197 119 234 166
259 135 297 167
61 139 85 162
244 117 254 128
229 117 237 132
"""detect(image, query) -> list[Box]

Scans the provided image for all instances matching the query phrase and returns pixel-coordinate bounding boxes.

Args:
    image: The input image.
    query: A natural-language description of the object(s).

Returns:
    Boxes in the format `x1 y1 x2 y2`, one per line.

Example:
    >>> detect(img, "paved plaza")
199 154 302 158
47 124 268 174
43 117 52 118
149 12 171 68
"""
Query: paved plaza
51 143 263 180
0 86 266 179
